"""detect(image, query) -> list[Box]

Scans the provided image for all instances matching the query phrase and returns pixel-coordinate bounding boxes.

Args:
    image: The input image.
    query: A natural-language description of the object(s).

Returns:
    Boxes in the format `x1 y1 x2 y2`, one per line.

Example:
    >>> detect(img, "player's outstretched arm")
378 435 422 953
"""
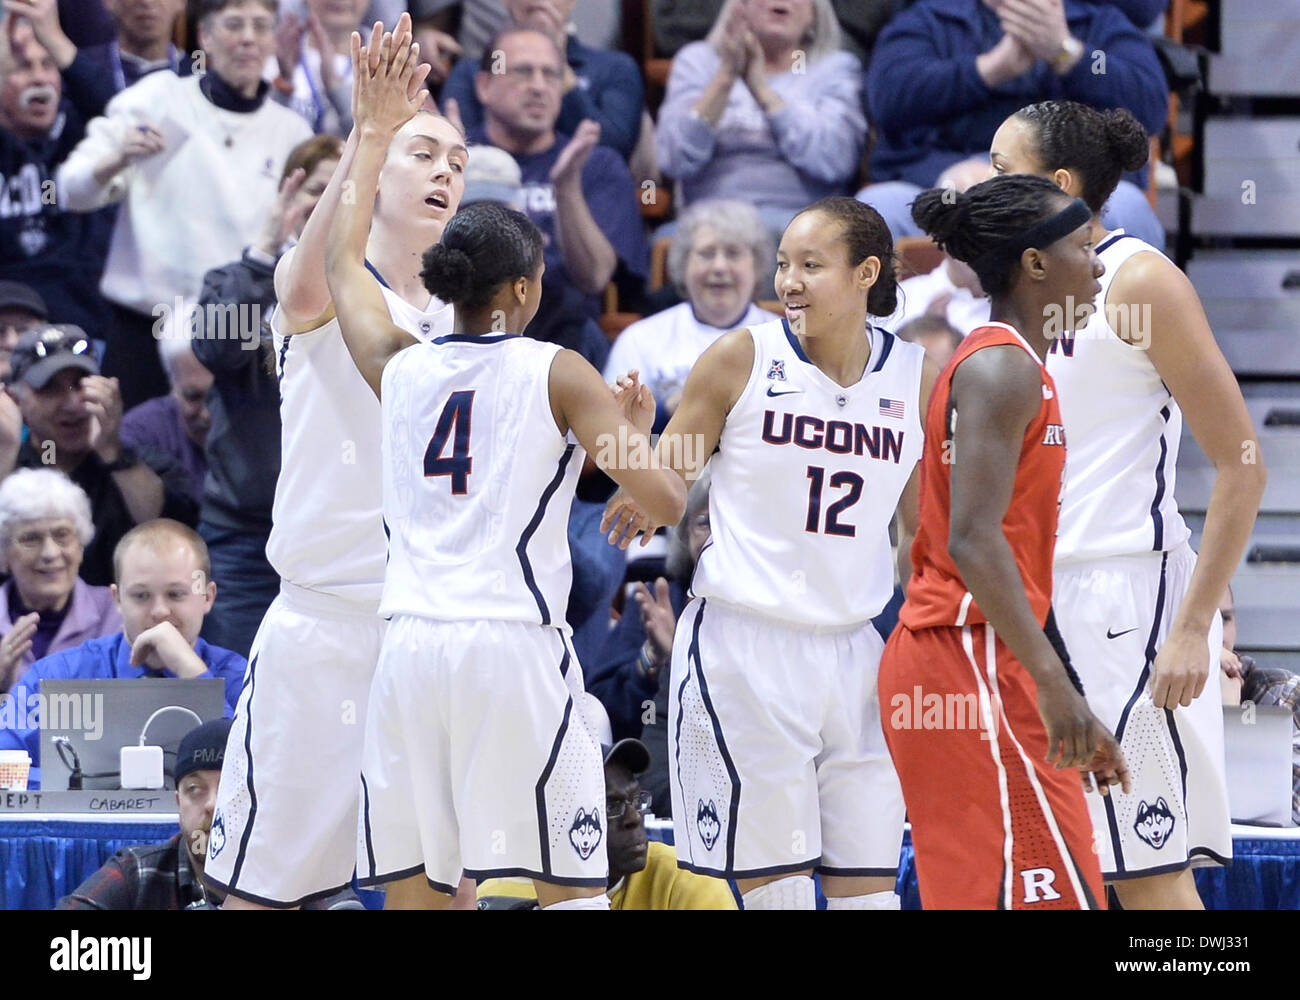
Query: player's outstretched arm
551 351 686 528
600 328 751 548
276 14 415 334
1114 254 1267 710
323 23 430 397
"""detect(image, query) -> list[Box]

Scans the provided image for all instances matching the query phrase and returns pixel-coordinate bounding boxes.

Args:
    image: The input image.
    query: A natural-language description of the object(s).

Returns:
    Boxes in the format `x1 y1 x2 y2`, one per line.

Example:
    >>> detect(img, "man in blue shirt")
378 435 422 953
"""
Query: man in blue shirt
468 26 649 339
440 0 644 160
0 518 246 786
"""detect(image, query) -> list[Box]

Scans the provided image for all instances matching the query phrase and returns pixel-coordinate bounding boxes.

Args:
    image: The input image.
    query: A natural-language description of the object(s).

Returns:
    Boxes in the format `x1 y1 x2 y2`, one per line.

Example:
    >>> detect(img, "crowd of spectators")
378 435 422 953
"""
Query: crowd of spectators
0 0 1218 827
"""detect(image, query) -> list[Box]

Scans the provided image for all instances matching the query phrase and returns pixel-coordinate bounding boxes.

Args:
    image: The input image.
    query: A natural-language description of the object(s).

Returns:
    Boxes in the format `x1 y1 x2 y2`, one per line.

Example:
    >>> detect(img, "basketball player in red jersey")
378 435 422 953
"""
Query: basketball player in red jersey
879 174 1129 910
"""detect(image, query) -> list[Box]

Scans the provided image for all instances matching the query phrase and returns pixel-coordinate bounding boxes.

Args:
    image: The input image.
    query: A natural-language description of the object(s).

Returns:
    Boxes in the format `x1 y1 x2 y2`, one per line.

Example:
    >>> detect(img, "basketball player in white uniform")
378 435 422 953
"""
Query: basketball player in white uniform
991 101 1265 909
606 198 939 910
205 16 470 908
321 35 685 908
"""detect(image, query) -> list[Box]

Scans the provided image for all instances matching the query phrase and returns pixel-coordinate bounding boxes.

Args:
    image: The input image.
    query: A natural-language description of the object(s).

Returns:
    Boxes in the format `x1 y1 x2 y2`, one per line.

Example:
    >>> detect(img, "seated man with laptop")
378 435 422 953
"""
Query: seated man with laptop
0 519 245 788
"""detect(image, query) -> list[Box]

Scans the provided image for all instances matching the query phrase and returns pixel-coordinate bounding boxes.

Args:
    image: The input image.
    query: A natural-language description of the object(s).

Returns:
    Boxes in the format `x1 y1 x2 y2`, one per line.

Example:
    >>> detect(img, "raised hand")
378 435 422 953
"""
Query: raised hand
549 118 600 188
274 10 305 80
413 23 462 85
256 166 308 256
0 611 38 693
997 0 1070 63
634 577 677 667
350 13 431 138
81 375 124 463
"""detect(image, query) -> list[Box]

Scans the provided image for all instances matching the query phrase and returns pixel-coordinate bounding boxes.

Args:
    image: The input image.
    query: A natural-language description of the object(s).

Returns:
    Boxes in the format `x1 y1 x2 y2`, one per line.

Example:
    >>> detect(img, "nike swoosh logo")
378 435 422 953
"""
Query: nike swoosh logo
767 386 802 397
1042 386 1055 399
1106 627 1139 639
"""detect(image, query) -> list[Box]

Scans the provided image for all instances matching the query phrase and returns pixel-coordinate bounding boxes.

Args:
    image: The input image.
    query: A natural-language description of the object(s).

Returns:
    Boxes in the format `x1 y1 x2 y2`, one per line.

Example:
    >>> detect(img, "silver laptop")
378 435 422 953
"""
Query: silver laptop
39 679 226 791
1222 704 1295 827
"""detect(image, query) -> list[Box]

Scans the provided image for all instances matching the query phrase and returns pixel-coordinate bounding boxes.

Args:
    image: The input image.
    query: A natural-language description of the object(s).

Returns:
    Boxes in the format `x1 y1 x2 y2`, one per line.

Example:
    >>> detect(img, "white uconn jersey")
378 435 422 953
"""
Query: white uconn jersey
693 318 925 627
1047 232 1190 563
378 334 582 629
268 286 454 607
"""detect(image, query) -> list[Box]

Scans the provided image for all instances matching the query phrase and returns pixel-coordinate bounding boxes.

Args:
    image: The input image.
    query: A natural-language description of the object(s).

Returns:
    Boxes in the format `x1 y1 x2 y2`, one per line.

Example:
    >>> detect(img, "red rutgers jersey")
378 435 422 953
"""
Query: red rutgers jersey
900 323 1066 631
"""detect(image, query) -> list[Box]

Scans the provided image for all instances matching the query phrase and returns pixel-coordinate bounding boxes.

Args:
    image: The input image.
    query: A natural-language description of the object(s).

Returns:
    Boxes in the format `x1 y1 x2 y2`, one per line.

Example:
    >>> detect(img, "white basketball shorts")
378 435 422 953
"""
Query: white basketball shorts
668 597 905 880
205 582 387 906
1053 541 1231 879
356 614 608 895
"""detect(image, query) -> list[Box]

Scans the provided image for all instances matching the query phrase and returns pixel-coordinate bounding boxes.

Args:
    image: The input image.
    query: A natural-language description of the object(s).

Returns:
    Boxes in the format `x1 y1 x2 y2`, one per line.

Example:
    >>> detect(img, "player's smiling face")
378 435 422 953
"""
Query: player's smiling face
376 115 468 238
775 211 879 336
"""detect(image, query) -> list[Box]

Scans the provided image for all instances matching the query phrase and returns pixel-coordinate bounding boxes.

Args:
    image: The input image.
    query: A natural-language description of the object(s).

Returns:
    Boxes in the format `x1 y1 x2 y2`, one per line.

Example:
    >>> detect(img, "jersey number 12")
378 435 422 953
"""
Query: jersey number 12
424 390 475 495
805 466 863 537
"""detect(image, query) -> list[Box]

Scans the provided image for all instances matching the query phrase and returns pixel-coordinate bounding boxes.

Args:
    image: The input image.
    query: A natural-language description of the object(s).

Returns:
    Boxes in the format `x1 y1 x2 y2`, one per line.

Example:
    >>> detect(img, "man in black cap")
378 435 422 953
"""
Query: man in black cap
57 717 232 909
0 325 197 586
0 280 47 380
479 723 738 910
58 717 363 909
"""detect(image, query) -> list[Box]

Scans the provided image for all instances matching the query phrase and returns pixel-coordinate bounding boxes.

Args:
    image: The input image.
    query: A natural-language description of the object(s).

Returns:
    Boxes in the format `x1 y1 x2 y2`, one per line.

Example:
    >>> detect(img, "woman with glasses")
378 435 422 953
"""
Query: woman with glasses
0 469 120 694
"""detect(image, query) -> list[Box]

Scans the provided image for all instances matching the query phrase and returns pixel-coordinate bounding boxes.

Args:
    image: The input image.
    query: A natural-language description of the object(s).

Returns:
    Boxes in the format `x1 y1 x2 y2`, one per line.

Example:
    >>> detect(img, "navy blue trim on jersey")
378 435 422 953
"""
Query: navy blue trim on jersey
1096 232 1137 255
1101 552 1169 875
533 687 574 878
684 599 744 872
359 771 377 877
816 865 897 878
676 857 820 881
556 631 573 680
226 653 260 890
463 867 608 888
203 872 354 908
364 259 390 288
781 318 812 364
869 327 895 374
432 333 516 345
516 443 577 626
1150 404 1171 550
276 335 290 391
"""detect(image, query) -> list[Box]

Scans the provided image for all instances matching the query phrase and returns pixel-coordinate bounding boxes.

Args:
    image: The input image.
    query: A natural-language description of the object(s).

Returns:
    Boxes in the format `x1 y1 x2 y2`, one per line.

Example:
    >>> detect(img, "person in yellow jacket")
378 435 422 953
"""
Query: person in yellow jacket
479 734 737 910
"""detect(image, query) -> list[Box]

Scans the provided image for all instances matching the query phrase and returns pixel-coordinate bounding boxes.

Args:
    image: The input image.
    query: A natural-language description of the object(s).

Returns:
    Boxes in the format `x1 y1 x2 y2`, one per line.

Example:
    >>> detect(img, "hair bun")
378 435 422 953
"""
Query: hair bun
910 187 970 249
1102 108 1151 173
420 244 475 303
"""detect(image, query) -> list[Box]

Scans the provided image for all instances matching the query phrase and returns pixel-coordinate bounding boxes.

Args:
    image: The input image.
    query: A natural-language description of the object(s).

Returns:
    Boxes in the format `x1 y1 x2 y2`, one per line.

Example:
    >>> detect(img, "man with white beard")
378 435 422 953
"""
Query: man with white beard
0 15 114 337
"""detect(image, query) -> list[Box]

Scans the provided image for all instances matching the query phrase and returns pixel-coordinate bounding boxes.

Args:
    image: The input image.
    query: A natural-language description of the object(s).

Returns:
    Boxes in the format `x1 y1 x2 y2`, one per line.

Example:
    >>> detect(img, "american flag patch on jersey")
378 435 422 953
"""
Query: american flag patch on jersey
879 398 905 419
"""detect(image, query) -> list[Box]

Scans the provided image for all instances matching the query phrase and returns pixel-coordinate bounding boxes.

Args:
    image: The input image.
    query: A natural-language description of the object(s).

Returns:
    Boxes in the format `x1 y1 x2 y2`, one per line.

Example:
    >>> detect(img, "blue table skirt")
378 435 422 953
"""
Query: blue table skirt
4 820 1297 910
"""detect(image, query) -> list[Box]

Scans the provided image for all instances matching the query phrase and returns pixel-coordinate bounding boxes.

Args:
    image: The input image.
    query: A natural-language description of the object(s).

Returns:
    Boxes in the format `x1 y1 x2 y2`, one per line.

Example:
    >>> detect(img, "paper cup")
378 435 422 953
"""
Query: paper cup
0 750 32 790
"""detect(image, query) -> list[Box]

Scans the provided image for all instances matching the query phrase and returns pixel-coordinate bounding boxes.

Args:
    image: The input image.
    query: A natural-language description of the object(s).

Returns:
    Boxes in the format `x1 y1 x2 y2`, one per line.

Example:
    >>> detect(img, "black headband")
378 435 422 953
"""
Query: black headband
968 198 1092 275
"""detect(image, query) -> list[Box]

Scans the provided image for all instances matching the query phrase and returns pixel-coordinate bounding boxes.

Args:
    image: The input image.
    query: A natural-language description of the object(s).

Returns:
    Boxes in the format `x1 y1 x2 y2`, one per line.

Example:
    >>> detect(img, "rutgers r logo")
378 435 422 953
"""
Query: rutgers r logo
1020 867 1062 903
1042 424 1065 446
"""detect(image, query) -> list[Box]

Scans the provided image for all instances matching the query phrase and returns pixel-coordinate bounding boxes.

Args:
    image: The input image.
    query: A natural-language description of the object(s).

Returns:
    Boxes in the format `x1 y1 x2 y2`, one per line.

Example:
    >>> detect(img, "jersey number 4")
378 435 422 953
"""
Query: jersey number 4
805 466 863 537
424 390 475 495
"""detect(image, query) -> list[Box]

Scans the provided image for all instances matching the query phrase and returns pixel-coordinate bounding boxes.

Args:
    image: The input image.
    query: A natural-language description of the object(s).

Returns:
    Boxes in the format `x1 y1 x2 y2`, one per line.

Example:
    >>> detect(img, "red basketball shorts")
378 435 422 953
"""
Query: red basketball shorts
879 622 1106 909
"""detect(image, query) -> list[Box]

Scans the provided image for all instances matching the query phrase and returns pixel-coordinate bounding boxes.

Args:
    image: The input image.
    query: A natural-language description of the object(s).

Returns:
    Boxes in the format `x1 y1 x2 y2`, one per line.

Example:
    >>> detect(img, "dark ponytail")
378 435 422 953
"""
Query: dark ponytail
420 201 544 313
1014 100 1150 213
911 174 1073 297
797 196 899 317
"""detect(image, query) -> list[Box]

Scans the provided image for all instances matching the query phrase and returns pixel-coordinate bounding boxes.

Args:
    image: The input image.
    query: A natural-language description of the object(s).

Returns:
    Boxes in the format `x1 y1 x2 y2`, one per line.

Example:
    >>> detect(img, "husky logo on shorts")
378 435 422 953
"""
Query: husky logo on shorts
767 360 787 382
568 807 603 860
208 812 226 860
1133 797 1176 849
696 799 721 850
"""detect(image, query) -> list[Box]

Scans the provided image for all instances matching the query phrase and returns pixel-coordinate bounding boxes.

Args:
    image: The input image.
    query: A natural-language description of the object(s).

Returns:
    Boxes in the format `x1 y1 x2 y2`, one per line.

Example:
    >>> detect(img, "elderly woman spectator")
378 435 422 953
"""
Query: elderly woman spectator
604 199 775 420
587 472 712 819
655 0 867 235
0 468 120 694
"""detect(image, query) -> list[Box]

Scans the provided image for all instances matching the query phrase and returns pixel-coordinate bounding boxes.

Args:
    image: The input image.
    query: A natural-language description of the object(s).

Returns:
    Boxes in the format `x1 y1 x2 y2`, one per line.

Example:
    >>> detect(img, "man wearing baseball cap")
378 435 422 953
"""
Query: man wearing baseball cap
58 718 233 909
0 325 197 586
0 281 47 381
479 702 737 910
58 718 362 909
